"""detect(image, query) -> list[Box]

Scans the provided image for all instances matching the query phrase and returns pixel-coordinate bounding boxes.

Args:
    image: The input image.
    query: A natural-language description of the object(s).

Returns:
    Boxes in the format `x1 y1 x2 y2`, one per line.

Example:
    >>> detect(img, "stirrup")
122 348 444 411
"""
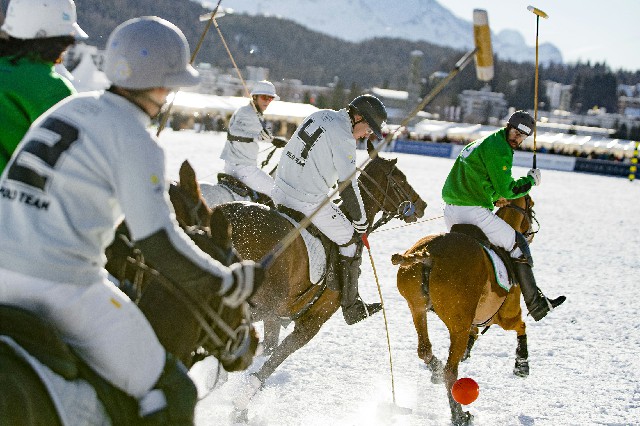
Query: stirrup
342 300 381 325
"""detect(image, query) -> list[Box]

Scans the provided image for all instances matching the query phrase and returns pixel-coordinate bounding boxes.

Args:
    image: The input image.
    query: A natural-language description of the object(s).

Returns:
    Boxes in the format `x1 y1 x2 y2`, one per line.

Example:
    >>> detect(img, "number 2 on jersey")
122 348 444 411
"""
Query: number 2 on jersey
7 117 79 191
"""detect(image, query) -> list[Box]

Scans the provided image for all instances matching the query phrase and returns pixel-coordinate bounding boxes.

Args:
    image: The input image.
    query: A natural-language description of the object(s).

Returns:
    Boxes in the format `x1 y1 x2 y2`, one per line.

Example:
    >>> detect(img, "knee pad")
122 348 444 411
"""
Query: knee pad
140 353 197 425
514 232 534 266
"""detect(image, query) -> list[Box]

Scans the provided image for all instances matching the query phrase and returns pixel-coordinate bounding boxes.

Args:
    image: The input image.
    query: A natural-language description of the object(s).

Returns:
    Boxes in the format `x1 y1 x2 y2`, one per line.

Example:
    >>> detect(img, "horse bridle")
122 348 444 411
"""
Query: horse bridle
123 256 254 366
357 157 419 232
119 183 254 366
502 195 539 239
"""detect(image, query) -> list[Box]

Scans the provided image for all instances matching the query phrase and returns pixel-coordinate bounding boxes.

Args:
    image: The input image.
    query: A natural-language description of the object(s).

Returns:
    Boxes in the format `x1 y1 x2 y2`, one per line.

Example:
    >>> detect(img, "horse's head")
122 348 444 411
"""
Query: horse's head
497 195 538 243
127 160 259 371
358 154 427 228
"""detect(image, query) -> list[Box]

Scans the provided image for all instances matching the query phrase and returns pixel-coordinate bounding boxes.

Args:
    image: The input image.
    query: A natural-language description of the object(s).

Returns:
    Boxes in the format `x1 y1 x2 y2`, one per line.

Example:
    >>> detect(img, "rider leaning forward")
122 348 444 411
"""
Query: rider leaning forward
273 94 387 325
0 16 262 424
442 110 566 321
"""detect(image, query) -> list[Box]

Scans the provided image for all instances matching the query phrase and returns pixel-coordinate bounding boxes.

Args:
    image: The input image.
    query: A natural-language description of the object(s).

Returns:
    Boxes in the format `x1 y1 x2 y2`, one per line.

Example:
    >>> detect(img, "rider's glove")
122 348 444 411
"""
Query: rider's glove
221 261 264 307
527 168 542 186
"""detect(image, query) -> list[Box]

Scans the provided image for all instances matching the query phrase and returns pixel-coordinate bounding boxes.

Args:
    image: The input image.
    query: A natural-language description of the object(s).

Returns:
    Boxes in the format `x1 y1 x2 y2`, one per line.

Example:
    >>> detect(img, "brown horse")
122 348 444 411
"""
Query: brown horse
0 161 261 425
207 151 427 416
461 197 536 377
392 195 536 426
106 160 258 371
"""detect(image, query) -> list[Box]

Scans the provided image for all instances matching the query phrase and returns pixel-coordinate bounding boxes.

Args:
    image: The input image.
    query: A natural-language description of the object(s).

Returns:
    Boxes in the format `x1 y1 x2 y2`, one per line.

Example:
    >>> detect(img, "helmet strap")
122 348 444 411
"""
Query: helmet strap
251 96 264 114
112 87 167 119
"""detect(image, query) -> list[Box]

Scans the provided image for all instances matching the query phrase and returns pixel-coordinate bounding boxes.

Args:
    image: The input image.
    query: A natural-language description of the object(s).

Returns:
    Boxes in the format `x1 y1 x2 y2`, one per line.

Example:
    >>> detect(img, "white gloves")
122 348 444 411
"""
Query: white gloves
222 261 263 308
259 129 273 141
353 217 368 235
527 168 542 186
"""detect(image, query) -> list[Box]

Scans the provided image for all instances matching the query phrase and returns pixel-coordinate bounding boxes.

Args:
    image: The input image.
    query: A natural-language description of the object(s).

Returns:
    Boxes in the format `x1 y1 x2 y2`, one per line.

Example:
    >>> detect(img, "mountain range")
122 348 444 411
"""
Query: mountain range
199 0 563 65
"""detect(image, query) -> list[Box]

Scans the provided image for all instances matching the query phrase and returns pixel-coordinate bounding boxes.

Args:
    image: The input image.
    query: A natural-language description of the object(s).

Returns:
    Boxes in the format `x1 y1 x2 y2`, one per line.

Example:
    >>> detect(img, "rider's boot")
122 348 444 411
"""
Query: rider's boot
139 353 197 426
512 232 566 322
339 251 382 325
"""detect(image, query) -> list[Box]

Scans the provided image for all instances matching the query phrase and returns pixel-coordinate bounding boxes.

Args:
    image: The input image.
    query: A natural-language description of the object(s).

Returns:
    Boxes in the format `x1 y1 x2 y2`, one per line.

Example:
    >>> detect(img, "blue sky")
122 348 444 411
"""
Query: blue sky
444 0 640 72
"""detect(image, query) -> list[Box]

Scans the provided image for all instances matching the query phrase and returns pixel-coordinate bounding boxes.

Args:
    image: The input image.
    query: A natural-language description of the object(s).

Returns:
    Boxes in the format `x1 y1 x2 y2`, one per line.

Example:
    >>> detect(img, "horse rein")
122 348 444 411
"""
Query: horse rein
502 195 539 239
115 184 254 366
357 159 419 232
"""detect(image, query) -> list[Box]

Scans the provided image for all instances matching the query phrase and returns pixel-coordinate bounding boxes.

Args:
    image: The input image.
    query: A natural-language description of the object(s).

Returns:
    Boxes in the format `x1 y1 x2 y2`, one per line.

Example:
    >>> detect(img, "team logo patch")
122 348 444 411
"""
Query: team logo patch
112 58 132 80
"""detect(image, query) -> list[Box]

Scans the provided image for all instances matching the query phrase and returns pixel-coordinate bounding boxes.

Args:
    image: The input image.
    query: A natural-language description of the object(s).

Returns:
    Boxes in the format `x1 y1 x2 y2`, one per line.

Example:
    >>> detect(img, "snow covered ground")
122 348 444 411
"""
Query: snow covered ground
158 129 640 426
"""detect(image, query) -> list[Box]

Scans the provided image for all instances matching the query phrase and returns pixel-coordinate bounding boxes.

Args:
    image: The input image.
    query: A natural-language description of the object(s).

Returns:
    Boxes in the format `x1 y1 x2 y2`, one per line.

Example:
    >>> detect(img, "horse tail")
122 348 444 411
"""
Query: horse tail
391 249 432 267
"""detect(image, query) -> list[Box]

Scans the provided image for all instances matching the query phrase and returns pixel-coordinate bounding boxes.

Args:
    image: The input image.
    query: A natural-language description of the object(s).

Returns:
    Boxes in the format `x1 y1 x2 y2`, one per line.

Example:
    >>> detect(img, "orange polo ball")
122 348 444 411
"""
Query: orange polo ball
451 377 479 405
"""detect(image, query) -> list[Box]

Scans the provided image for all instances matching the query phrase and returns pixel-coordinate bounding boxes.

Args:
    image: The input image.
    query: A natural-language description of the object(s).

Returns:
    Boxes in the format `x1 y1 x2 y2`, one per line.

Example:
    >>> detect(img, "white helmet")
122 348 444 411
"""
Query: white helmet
250 80 279 100
104 16 200 90
1 0 87 40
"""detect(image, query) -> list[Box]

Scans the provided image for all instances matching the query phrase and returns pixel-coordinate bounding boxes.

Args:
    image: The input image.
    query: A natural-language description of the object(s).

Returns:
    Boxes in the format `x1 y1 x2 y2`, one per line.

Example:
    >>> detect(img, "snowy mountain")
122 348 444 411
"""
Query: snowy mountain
197 0 563 65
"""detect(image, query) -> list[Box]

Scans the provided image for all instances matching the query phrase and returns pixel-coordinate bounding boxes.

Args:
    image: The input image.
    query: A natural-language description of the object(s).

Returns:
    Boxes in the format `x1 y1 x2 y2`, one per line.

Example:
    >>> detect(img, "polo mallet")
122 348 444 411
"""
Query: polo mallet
156 0 224 136
208 14 272 140
527 5 549 168
361 234 412 415
259 8 494 270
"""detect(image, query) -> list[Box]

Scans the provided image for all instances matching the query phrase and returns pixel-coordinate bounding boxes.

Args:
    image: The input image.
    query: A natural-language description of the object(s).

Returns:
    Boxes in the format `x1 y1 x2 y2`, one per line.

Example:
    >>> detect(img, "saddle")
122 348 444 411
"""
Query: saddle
276 205 341 291
449 224 517 284
0 304 139 424
421 224 518 297
217 173 274 206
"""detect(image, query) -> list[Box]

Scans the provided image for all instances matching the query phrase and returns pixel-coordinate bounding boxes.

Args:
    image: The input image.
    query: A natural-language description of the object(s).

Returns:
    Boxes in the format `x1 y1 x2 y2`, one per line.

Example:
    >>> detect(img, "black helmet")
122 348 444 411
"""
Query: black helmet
349 94 387 139
507 110 535 136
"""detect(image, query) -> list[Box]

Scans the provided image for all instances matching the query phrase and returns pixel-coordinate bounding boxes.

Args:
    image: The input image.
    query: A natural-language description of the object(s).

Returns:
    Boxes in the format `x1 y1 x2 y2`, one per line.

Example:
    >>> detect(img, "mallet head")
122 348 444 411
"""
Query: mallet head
473 9 494 82
527 6 549 19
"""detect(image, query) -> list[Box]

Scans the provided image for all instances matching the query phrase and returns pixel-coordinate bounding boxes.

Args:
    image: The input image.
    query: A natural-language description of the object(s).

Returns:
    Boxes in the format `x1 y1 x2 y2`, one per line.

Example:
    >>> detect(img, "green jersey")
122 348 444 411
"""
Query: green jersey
442 128 535 209
0 57 76 174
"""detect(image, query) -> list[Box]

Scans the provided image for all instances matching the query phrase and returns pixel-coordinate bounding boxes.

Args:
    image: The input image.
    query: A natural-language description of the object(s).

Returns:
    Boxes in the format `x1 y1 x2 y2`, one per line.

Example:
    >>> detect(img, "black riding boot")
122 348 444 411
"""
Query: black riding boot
512 232 565 321
513 261 565 321
339 252 382 325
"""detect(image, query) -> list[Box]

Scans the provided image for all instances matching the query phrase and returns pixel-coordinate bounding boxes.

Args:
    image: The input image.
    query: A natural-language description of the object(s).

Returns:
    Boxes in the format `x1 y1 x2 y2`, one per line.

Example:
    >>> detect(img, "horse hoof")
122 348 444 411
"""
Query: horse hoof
231 408 249 423
513 357 530 377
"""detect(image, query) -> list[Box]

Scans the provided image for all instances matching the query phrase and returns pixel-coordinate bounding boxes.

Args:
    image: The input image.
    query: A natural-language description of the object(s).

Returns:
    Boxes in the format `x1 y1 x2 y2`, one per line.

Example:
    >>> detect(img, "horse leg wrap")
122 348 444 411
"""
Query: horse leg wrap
233 374 262 411
140 354 197 425
513 334 530 377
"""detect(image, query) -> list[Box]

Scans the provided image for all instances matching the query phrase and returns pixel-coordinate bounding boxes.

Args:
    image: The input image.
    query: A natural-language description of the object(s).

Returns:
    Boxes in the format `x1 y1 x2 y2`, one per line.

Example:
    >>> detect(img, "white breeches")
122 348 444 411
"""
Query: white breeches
224 162 275 196
0 267 165 399
272 186 357 257
444 204 522 258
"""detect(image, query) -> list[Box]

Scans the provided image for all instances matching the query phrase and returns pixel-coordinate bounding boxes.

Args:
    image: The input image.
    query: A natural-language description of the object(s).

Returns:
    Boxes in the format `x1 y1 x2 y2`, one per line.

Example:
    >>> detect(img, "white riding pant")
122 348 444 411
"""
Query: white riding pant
444 204 522 258
0 267 165 399
224 162 274 196
272 186 357 257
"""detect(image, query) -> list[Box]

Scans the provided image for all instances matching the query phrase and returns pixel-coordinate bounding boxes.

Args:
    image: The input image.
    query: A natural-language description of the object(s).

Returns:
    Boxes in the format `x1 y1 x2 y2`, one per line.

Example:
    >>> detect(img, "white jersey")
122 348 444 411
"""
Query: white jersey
0 90 231 285
275 108 364 206
220 103 267 166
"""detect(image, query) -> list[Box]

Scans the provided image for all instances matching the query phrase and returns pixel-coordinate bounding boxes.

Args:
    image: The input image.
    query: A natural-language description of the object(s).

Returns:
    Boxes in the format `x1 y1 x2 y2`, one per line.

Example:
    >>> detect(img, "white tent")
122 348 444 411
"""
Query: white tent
70 50 110 92
411 119 458 140
172 92 318 124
